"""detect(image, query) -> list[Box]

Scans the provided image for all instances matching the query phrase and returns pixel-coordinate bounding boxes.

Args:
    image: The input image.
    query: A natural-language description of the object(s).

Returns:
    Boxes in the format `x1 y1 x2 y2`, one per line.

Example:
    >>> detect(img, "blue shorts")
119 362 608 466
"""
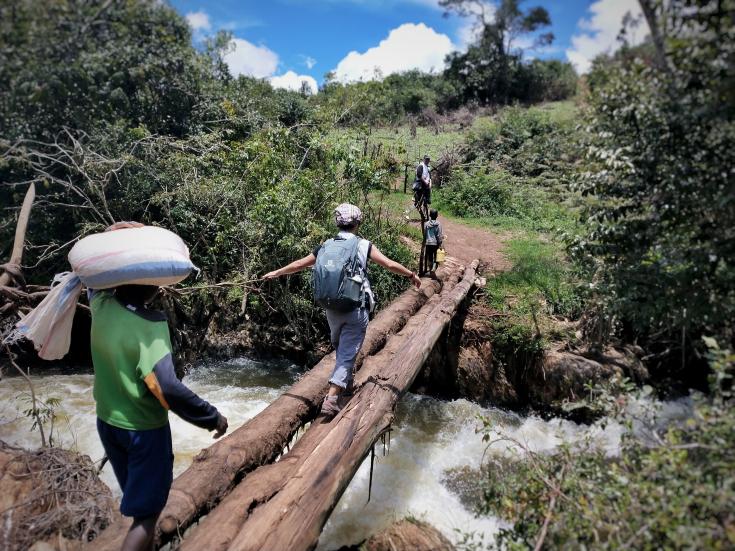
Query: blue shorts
97 418 174 518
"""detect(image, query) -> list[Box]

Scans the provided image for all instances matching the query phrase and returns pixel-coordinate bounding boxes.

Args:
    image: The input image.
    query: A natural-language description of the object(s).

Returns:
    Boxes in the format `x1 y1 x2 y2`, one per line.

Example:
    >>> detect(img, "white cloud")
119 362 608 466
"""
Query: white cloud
303 56 317 69
223 38 279 78
270 71 318 94
565 0 649 73
185 10 211 32
333 23 455 82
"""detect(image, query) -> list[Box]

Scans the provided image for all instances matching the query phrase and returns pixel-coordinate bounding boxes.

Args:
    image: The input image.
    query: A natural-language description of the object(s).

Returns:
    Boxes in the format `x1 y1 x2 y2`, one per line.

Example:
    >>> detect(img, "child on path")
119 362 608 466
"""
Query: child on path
423 209 444 276
92 222 228 551
263 204 421 417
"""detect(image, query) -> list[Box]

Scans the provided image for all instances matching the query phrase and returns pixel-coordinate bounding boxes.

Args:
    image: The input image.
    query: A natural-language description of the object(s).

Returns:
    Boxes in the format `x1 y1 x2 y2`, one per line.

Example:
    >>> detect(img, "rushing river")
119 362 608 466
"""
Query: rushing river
0 357 689 549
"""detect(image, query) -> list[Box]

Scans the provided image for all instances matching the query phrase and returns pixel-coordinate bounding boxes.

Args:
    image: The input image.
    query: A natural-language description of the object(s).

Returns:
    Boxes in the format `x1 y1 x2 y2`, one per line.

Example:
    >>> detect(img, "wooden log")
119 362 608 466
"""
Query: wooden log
178 268 466 551
87 259 465 550
226 260 479 551
0 183 35 288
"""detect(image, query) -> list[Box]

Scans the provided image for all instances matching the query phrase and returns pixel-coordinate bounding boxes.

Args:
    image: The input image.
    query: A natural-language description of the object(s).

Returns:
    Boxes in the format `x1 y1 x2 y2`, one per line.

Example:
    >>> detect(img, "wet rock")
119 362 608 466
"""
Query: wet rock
335 518 455 551
527 344 649 409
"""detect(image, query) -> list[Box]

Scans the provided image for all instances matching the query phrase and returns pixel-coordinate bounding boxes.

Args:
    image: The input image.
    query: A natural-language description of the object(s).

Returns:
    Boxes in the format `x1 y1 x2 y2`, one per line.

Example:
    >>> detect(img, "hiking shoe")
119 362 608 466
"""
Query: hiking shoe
321 395 342 417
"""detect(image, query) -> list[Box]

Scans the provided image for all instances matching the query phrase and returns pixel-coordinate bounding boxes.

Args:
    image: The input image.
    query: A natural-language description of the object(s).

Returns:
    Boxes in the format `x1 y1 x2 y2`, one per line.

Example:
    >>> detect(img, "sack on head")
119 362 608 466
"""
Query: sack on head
69 226 195 289
9 225 195 360
312 237 364 311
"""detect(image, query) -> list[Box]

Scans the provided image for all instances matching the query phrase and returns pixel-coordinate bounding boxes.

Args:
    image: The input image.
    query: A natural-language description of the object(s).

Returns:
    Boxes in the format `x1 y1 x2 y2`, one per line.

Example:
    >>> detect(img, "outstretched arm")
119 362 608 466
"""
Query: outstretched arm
263 253 317 279
144 354 228 438
369 246 421 288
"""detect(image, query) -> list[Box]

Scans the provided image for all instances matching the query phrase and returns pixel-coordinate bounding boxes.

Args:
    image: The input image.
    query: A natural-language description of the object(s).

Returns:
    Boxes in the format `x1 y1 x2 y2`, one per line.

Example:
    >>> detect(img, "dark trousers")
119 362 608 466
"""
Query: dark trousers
413 185 431 206
424 244 438 274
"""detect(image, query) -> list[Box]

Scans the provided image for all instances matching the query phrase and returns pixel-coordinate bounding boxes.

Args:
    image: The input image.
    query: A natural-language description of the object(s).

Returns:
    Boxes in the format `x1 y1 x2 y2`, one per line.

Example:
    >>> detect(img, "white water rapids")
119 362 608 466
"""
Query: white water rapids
0 357 689 549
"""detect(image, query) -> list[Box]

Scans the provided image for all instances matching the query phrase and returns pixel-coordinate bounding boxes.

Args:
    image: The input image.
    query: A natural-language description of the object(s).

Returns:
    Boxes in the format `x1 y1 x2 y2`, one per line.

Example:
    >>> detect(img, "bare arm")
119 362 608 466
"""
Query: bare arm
369 246 421 288
262 254 316 279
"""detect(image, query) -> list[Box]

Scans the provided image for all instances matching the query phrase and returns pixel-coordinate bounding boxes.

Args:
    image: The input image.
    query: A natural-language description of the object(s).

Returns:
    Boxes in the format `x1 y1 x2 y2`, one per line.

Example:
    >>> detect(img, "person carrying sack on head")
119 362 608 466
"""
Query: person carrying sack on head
263 203 421 417
412 155 432 207
90 222 228 551
423 209 444 276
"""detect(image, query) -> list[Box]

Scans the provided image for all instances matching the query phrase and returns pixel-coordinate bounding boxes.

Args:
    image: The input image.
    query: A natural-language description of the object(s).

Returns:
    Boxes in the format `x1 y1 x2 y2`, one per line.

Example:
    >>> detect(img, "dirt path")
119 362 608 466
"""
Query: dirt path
403 215 509 273
438 216 510 272
387 188 510 273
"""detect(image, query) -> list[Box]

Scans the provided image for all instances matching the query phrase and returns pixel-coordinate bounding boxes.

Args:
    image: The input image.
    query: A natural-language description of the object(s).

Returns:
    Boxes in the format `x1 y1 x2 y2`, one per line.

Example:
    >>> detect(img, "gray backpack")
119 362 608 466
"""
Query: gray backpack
313 236 364 311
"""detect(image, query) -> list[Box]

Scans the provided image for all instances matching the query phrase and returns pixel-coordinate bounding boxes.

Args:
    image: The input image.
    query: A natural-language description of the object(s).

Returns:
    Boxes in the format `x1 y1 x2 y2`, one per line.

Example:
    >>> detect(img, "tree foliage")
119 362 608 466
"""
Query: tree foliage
441 0 565 106
573 0 735 377
0 0 411 354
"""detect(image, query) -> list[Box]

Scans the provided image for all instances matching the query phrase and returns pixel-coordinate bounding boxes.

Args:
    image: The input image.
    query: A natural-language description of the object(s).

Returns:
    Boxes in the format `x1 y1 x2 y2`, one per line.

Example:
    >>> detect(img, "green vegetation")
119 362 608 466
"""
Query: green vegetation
427 101 584 373
465 344 735 551
315 0 577 127
572 1 735 382
0 0 410 351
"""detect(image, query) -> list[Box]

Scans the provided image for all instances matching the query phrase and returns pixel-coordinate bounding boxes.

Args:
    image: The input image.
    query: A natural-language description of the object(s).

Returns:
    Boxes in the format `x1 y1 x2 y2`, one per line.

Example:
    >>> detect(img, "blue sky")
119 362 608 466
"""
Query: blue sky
170 0 647 92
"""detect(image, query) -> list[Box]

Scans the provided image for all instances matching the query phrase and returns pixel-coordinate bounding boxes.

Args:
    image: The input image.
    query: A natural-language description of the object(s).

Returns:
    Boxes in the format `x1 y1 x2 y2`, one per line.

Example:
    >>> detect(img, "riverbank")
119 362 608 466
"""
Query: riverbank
0 356 646 550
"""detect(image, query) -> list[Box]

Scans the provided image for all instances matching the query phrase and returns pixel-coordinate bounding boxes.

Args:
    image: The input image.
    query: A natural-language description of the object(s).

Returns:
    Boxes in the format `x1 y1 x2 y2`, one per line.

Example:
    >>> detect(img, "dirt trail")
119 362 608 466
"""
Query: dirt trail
438 216 510 272
387 187 510 273
404 214 509 273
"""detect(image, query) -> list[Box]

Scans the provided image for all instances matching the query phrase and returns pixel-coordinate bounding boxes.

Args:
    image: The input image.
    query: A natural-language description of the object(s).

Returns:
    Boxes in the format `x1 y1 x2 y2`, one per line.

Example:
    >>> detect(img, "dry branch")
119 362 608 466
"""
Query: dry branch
0 183 35 288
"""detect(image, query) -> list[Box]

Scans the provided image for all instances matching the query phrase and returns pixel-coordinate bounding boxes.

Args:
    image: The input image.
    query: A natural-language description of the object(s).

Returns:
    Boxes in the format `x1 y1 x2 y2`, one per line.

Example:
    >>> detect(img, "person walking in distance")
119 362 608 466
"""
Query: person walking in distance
413 155 432 208
263 204 421 417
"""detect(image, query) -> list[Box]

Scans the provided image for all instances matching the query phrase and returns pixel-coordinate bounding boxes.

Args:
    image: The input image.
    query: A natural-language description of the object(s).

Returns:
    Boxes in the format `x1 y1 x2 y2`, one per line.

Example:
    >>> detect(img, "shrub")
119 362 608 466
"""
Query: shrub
572 2 735 375
466 343 735 551
441 170 519 218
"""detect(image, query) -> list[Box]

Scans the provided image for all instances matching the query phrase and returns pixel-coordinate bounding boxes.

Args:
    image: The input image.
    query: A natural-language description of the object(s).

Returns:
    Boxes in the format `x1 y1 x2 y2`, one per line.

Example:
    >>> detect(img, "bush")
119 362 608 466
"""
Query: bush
466 344 735 550
466 105 579 181
441 170 519 218
572 2 735 373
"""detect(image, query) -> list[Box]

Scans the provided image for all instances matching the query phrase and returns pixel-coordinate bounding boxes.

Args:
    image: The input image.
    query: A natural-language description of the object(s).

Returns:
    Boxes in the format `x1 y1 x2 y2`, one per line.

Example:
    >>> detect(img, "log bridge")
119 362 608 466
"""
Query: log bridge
88 257 480 551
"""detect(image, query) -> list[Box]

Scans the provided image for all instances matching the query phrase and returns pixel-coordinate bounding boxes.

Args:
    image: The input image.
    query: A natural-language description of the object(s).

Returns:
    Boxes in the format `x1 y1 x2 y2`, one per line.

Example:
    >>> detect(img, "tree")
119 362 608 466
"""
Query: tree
440 0 553 57
440 0 555 104
0 0 209 140
574 0 735 380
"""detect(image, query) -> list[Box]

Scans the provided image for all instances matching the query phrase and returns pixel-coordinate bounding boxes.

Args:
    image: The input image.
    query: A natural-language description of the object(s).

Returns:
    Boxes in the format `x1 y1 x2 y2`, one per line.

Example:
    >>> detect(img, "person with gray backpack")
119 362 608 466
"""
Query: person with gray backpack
423 209 444 276
263 203 421 417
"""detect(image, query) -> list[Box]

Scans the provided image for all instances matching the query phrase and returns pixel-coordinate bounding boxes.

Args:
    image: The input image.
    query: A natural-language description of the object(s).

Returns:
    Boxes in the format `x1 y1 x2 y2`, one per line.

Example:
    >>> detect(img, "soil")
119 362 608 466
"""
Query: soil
438 216 511 272
334 518 455 551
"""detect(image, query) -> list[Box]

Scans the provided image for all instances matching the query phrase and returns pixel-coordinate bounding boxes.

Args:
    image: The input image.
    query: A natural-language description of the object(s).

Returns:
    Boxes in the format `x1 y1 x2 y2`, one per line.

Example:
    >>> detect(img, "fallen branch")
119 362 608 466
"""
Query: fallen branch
0 183 35 288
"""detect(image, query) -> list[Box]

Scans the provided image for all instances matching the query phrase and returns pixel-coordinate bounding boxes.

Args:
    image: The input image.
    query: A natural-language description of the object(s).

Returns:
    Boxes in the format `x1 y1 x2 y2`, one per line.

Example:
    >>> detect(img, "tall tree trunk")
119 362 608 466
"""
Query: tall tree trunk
638 0 671 72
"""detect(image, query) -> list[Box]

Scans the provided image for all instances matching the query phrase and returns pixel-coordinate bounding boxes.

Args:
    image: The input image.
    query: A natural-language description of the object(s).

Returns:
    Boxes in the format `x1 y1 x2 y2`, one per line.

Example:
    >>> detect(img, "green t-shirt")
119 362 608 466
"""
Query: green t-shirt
90 292 171 430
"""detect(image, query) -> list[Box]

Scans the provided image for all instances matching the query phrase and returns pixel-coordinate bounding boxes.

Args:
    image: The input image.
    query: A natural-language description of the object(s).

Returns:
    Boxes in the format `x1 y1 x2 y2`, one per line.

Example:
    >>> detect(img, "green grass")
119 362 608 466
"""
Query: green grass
329 125 465 164
487 237 580 320
430 186 579 236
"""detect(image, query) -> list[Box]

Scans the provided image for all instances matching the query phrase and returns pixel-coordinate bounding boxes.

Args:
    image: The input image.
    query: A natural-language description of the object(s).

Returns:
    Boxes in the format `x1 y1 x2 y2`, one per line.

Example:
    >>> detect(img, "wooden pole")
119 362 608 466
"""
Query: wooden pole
226 260 479 551
0 183 35 287
178 266 466 551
